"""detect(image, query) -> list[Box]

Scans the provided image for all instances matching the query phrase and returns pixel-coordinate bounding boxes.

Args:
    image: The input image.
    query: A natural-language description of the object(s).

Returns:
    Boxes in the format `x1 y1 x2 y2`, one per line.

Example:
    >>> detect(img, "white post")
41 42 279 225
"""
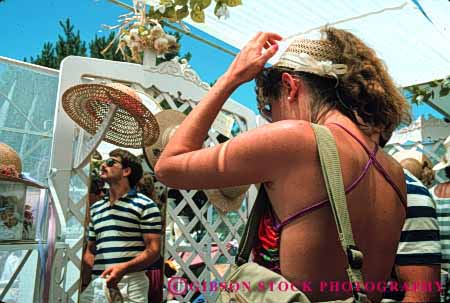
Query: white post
143 48 157 67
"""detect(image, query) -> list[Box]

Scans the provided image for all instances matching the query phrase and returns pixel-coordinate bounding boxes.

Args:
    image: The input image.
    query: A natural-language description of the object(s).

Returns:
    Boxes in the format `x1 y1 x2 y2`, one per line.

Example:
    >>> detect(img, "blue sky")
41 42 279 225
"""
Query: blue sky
0 0 441 118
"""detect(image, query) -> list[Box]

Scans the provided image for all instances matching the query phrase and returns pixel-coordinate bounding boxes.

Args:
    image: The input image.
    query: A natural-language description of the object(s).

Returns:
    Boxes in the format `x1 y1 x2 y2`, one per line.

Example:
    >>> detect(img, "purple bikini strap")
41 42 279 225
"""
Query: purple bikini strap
330 123 407 207
272 123 406 232
273 141 378 232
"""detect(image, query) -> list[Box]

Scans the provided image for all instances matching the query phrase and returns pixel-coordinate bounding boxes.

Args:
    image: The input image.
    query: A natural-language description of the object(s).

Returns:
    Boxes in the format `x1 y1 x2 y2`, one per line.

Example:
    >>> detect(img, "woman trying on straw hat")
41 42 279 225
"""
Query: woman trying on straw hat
156 28 410 302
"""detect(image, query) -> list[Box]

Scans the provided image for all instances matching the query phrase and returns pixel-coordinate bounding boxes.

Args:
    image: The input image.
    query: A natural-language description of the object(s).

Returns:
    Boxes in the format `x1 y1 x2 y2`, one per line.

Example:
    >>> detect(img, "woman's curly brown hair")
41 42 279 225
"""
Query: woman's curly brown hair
256 27 411 145
325 27 411 142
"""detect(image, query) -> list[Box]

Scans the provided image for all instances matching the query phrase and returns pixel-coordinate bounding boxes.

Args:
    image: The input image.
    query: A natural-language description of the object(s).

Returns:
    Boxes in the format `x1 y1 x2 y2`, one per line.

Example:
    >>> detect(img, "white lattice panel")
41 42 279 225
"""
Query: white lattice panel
141 85 257 302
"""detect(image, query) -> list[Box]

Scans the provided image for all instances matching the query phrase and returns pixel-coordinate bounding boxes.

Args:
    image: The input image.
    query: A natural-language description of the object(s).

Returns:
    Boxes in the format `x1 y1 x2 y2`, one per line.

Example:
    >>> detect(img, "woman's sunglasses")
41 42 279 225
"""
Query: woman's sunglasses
256 86 273 123
104 158 122 167
258 101 272 123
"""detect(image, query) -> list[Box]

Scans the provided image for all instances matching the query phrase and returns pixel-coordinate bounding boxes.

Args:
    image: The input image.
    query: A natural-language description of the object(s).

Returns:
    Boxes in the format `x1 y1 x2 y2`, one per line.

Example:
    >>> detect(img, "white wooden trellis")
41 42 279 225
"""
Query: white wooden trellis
48 54 257 302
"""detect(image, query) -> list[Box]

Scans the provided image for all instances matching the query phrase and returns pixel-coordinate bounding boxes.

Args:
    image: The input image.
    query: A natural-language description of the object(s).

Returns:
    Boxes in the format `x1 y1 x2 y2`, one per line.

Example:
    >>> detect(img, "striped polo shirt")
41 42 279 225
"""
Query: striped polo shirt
88 188 162 276
395 170 441 265
382 169 441 302
431 184 450 273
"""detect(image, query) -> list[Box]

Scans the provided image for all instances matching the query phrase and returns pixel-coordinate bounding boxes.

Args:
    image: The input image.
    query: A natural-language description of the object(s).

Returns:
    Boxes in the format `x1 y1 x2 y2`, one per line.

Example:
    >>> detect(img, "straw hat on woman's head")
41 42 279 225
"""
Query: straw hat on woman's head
433 135 450 171
143 109 186 168
62 82 159 148
0 142 46 188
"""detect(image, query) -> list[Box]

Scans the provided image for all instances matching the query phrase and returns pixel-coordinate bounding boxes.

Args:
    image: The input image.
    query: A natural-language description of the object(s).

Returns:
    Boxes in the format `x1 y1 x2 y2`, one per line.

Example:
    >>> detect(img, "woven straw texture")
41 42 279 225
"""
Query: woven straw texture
205 185 249 213
143 109 186 168
62 83 159 148
0 143 22 172
284 39 339 62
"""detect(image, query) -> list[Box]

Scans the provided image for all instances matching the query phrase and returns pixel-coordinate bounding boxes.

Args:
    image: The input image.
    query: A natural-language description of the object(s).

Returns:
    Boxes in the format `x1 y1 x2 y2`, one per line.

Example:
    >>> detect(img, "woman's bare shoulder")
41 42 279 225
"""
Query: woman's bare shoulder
253 120 316 150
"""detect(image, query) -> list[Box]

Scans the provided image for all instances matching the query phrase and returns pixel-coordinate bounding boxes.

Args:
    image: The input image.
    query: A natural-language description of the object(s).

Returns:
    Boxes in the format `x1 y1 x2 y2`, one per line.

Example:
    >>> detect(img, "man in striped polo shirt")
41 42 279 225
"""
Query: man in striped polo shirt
382 169 441 302
81 149 162 303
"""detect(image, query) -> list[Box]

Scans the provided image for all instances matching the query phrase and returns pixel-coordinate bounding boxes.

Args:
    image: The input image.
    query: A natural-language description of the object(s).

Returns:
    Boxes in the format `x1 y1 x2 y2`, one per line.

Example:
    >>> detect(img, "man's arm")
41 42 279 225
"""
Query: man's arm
81 240 96 290
396 264 440 302
101 233 161 288
121 233 161 273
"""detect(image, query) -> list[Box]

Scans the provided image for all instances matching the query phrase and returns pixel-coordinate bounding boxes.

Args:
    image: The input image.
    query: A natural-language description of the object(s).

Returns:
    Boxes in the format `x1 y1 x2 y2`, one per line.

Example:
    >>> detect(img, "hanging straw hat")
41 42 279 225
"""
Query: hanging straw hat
143 109 186 168
0 143 46 188
433 135 450 171
142 109 249 212
205 185 249 213
62 83 159 148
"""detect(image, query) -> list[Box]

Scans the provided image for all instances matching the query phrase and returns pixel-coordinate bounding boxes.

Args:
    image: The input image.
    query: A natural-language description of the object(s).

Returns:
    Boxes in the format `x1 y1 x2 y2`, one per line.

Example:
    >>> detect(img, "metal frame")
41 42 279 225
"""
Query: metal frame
0 56 59 302
0 250 33 301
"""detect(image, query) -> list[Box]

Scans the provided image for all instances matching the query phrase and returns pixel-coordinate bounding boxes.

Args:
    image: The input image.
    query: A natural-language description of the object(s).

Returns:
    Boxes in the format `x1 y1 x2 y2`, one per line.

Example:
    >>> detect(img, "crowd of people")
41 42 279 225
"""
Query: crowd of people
77 26 450 303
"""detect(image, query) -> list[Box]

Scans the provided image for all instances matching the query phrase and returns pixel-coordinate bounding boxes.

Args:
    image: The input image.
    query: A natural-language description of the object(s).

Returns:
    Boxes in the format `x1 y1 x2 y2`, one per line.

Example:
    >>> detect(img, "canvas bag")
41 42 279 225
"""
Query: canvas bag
216 124 371 303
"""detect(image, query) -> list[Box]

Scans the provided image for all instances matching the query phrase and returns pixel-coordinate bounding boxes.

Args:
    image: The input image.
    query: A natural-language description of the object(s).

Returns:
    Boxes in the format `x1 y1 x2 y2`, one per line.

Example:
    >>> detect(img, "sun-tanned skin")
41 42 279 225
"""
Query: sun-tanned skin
155 32 406 301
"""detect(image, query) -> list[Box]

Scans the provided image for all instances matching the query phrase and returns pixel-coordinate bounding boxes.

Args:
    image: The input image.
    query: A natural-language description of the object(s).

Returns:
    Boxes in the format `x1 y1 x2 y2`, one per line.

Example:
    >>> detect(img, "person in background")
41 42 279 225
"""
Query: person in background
430 137 450 301
138 172 162 206
382 168 441 302
137 172 164 303
80 149 162 303
400 157 435 187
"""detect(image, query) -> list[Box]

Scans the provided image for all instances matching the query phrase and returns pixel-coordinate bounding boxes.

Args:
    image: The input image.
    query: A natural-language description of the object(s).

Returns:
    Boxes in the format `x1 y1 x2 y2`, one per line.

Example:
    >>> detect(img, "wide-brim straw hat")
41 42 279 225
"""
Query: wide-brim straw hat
62 83 159 148
205 185 250 213
433 135 450 171
0 143 46 188
143 109 186 168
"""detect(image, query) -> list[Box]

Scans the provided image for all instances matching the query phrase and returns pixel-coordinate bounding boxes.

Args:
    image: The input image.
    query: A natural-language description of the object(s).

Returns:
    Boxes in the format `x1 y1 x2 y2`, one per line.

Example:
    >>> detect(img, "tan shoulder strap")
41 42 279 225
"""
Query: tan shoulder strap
312 124 370 303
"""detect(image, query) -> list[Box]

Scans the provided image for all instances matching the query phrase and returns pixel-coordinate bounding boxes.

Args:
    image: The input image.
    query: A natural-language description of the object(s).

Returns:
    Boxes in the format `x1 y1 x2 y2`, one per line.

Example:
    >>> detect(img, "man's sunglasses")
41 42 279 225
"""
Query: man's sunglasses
104 158 122 167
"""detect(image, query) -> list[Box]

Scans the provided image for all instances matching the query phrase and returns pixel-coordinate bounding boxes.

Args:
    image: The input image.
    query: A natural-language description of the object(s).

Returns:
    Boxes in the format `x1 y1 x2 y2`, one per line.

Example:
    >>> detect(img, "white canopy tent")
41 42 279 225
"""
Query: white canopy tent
388 115 450 144
185 0 450 89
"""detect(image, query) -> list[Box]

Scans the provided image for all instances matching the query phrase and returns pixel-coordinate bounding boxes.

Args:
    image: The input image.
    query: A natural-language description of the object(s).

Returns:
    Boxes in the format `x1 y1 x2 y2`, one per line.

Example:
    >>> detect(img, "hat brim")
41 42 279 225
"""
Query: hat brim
204 186 249 213
143 110 186 168
62 84 159 148
0 175 46 189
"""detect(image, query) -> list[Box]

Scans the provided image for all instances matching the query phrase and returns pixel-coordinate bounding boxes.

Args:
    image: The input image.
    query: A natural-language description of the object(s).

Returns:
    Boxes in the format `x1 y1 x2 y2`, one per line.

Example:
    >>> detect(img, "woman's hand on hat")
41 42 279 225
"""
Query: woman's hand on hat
224 32 282 86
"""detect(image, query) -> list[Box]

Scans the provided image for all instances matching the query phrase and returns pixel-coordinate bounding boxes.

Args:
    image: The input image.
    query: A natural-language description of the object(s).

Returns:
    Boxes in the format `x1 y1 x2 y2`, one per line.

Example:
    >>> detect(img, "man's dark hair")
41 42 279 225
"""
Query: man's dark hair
109 149 143 188
445 166 450 180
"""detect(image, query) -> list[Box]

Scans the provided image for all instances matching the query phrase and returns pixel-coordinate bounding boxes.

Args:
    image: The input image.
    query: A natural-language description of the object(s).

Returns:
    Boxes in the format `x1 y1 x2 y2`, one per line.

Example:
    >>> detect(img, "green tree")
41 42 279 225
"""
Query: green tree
55 18 87 64
27 18 192 69
27 42 57 69
26 18 87 69
89 32 126 62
